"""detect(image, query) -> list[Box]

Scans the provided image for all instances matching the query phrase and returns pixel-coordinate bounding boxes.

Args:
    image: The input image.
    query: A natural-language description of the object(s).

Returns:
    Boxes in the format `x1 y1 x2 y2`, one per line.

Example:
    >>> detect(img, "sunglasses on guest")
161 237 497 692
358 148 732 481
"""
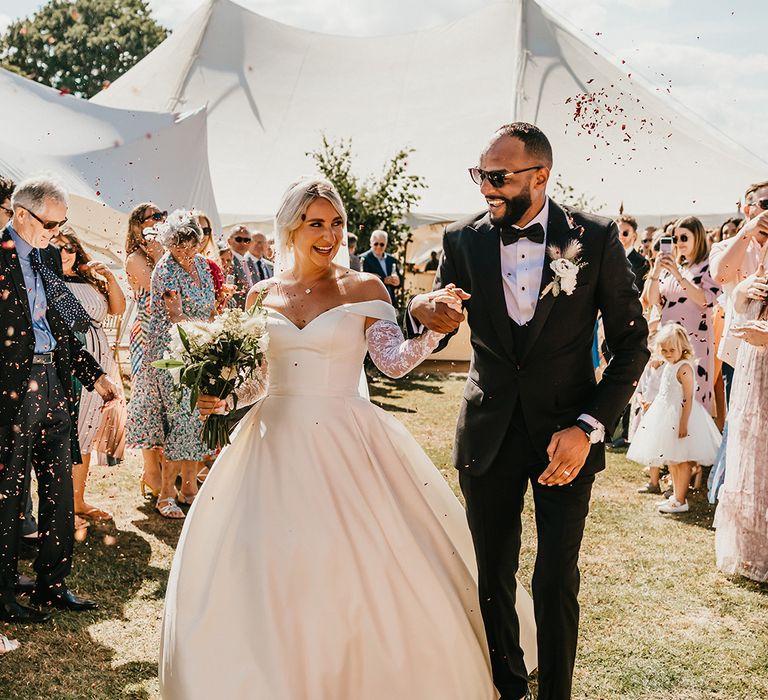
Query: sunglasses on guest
468 166 544 188
56 242 76 254
233 236 250 244
372 242 386 248
202 227 212 236
0 204 12 217
143 210 168 222
20 205 68 230
672 234 689 243
619 230 634 238
750 198 768 211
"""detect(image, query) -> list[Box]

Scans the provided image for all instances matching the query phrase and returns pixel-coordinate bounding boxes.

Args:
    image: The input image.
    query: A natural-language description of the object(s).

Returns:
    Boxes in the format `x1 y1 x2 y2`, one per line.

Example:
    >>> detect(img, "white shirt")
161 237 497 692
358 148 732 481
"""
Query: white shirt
500 197 549 325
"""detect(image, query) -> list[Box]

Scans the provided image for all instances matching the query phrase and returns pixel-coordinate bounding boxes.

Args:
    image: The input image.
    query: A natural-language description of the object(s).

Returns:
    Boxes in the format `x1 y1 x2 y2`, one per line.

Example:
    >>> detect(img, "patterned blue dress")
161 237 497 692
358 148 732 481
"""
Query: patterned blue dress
126 253 215 461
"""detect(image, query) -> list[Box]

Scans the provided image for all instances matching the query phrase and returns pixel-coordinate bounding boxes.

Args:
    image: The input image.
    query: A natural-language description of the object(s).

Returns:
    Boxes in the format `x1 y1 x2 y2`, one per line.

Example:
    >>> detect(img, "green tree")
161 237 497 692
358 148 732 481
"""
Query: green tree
307 135 427 308
0 0 167 98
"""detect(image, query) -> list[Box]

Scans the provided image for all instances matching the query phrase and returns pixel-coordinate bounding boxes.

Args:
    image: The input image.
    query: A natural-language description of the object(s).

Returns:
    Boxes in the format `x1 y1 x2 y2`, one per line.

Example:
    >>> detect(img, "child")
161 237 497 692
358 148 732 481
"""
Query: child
628 323 721 513
631 335 665 493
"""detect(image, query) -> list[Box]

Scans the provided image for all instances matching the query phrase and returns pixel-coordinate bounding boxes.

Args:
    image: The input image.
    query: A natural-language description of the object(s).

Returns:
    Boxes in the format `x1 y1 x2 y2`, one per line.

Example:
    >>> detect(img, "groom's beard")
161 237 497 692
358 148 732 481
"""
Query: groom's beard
489 188 532 228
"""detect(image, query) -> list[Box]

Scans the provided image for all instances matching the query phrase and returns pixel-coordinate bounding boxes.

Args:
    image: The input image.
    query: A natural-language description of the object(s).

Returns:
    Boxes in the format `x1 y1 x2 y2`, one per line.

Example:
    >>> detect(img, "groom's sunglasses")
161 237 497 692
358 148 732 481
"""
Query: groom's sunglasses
468 166 544 188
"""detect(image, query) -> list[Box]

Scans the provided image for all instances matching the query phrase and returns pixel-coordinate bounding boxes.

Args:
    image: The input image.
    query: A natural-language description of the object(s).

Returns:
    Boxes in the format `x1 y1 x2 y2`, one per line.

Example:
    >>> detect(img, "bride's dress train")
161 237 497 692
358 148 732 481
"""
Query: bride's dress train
160 300 536 699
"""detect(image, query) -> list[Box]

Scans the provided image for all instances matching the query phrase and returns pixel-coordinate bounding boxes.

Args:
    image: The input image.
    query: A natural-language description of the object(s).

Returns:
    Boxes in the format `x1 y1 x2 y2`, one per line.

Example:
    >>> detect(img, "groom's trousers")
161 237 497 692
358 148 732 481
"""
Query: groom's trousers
459 405 594 700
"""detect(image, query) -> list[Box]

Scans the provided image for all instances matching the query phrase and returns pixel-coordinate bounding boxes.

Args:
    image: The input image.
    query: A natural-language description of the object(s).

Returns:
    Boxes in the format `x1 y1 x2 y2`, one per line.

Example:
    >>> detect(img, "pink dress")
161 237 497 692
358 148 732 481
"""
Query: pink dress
658 259 720 411
714 304 768 582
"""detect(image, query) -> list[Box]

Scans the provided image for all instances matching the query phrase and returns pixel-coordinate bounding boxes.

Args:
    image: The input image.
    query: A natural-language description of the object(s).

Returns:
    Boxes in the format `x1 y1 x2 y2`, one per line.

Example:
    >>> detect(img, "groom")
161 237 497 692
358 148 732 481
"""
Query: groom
409 123 649 700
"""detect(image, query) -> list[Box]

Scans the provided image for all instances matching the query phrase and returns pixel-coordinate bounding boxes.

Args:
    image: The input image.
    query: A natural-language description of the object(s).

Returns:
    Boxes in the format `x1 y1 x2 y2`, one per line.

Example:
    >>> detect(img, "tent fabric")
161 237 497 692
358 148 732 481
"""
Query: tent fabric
1 68 220 262
92 0 766 224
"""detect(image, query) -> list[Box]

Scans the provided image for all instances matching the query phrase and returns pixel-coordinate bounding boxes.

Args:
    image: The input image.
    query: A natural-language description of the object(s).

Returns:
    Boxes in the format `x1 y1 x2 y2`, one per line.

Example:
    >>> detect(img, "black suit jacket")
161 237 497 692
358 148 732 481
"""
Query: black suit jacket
627 249 650 294
420 201 649 476
0 227 104 457
360 250 402 304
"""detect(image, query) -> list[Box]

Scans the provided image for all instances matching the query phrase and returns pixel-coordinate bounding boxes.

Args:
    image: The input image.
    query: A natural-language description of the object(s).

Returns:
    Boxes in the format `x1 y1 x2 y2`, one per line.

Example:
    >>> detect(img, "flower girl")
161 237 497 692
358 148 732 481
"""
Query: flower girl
628 323 721 513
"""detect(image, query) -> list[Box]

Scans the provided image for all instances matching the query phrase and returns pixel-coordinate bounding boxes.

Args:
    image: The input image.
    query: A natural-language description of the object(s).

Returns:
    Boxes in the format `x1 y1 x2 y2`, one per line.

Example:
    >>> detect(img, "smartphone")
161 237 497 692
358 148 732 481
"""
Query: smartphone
659 237 674 255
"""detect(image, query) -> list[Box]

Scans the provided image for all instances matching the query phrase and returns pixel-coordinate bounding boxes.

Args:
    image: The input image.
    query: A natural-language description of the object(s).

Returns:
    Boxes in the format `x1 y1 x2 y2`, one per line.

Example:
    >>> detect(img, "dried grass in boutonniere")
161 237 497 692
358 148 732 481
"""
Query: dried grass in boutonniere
540 239 587 298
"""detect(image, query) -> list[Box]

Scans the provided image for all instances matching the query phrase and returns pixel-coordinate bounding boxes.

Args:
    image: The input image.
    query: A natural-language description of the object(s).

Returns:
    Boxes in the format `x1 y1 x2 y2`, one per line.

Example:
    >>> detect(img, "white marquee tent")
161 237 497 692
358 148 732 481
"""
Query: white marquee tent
1 68 219 263
92 0 767 231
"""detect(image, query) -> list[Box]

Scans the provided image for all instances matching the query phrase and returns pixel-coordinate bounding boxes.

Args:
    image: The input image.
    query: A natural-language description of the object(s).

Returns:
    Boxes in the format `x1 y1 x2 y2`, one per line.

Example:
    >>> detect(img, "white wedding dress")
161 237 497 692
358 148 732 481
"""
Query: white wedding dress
160 300 536 699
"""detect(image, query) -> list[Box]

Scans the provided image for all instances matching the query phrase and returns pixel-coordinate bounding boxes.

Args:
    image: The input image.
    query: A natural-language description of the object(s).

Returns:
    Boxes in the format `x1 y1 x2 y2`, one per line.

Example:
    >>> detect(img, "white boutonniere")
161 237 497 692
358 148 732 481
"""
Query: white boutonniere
540 239 587 298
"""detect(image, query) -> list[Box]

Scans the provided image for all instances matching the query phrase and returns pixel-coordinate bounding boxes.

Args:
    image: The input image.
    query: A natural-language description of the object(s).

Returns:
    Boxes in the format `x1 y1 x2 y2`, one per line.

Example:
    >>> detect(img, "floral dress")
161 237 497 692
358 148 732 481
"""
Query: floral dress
129 288 151 379
658 259 721 412
126 253 215 461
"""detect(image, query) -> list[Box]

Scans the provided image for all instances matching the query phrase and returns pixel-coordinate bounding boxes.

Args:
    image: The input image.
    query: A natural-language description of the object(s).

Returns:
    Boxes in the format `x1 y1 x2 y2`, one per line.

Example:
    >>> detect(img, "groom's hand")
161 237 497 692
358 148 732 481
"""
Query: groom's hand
539 427 590 486
411 285 470 334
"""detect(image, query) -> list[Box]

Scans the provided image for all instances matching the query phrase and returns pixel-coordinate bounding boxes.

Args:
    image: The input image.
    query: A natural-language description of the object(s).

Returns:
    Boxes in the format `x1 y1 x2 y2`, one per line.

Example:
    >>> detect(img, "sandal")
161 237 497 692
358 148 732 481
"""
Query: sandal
76 507 113 523
175 490 197 506
196 467 209 484
0 634 19 655
140 478 160 500
156 497 185 519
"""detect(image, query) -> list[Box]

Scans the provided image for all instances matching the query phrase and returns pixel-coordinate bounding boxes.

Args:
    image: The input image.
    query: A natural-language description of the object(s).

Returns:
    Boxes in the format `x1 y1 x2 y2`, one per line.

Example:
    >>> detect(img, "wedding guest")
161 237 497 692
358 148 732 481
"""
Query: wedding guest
227 225 252 308
616 215 650 292
126 211 216 519
1 177 120 621
719 217 742 242
265 235 276 263
715 266 768 581
424 250 440 272
54 227 127 522
647 215 721 412
347 232 362 271
361 229 402 305
195 210 218 259
631 335 665 494
125 203 166 499
628 324 721 513
710 181 768 403
0 176 14 229
640 226 656 258
247 230 273 281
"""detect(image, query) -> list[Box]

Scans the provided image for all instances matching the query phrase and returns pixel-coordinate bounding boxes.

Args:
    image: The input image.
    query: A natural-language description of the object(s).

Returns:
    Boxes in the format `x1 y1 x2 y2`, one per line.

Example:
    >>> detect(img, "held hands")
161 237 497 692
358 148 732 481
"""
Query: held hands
539 426 591 486
197 395 228 417
411 284 471 334
93 374 120 409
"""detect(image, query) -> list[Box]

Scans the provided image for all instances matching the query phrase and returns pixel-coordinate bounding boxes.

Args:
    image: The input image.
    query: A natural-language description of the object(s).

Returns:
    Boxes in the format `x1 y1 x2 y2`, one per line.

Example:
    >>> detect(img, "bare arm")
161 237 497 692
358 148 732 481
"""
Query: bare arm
677 363 694 438
710 213 767 283
125 252 153 293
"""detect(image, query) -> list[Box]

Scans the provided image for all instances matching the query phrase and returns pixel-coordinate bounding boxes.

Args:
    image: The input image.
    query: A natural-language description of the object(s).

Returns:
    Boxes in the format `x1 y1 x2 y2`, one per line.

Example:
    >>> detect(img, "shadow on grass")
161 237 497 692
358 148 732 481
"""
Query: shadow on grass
3 525 161 699
132 500 184 552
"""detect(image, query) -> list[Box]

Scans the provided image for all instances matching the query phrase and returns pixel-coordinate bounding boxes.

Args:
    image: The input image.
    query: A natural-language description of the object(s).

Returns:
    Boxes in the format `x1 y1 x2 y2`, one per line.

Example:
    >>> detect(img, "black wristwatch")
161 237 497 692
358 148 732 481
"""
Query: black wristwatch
575 419 604 445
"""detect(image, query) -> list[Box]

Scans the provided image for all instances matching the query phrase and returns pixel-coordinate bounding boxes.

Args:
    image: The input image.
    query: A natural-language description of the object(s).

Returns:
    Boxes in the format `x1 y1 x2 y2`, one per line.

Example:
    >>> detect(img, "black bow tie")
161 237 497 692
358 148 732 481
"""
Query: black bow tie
500 222 545 246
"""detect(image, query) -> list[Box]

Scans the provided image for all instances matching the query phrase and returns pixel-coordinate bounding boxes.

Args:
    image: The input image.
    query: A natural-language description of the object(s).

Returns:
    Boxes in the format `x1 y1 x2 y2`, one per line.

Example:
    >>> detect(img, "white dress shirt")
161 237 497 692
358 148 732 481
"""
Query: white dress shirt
501 198 549 325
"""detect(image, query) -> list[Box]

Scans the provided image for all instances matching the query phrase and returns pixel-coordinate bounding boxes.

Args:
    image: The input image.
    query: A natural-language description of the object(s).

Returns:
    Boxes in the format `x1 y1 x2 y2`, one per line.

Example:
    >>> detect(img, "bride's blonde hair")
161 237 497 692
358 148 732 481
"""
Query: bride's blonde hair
274 178 347 268
654 323 694 361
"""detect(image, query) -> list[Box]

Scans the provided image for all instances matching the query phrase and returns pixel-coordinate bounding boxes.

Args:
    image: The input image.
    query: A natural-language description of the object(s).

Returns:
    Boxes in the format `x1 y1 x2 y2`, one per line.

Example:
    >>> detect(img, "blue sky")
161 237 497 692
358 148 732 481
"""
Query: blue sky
2 0 766 159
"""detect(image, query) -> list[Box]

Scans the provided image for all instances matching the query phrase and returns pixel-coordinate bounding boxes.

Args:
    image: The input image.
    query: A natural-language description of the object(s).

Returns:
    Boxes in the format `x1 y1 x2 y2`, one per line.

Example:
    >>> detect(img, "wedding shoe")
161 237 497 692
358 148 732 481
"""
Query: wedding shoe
140 477 160 500
157 497 185 519
0 634 19 654
175 490 197 506
658 498 689 514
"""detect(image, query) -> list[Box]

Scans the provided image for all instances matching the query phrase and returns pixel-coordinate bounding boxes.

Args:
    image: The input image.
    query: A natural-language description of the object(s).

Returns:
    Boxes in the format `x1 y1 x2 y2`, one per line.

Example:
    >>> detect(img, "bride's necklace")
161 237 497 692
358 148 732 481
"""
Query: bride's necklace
290 270 332 295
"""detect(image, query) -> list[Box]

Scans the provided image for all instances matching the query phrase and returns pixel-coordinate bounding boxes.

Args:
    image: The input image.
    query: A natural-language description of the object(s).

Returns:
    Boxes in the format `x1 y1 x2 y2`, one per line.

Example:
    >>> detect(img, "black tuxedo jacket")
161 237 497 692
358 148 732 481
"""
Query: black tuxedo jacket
423 201 649 476
360 250 402 304
0 227 104 456
627 248 650 293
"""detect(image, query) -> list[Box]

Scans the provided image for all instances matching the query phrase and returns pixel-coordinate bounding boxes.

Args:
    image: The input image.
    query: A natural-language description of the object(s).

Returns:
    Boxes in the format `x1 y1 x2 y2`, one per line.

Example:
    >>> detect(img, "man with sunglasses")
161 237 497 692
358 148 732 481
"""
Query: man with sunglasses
361 229 402 305
408 123 648 700
227 225 253 308
710 180 768 402
0 177 120 623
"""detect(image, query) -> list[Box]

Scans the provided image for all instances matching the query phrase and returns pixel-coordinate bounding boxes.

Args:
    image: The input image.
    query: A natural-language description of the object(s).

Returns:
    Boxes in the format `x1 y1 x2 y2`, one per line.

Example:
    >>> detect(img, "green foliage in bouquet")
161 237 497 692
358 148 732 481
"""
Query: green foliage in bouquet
152 296 268 452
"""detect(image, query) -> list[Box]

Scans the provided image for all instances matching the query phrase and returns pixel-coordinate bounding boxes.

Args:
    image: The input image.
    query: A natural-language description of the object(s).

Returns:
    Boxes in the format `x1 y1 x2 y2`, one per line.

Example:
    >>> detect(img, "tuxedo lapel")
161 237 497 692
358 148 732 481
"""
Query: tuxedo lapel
471 215 517 361
2 228 33 326
518 202 572 364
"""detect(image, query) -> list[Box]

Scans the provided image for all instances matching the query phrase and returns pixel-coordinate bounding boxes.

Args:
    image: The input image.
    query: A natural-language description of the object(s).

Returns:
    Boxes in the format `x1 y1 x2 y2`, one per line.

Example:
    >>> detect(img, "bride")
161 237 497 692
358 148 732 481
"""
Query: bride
159 178 536 699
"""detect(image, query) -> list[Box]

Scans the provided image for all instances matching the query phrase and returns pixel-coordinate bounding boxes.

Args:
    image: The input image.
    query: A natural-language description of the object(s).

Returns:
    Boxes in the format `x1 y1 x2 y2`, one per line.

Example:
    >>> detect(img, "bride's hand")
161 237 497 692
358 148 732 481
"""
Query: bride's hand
197 394 228 417
429 284 471 313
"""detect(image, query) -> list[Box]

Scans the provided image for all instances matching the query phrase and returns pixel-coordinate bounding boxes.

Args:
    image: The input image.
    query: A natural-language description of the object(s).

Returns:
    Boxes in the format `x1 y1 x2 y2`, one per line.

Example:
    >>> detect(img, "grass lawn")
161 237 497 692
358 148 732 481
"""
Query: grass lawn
2 372 767 699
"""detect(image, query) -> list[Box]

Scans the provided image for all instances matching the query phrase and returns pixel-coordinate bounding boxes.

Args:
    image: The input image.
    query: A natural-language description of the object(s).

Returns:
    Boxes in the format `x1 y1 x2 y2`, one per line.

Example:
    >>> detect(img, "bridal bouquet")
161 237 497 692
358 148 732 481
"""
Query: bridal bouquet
152 299 269 451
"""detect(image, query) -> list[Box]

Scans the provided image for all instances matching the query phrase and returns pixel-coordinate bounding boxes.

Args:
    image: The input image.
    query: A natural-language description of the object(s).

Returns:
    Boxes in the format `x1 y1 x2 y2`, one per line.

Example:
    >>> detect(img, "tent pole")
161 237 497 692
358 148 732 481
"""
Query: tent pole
512 0 527 121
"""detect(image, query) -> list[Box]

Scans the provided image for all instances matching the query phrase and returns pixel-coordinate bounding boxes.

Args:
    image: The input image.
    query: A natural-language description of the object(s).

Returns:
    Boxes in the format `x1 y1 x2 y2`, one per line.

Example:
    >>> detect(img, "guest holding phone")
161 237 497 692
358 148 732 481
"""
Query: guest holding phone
647 216 721 413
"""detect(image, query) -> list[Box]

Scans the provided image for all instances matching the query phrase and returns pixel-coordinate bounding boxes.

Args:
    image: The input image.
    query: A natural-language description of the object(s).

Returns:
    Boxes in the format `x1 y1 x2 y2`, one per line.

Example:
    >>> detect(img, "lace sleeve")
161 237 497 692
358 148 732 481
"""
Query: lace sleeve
365 319 444 379
225 362 269 411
